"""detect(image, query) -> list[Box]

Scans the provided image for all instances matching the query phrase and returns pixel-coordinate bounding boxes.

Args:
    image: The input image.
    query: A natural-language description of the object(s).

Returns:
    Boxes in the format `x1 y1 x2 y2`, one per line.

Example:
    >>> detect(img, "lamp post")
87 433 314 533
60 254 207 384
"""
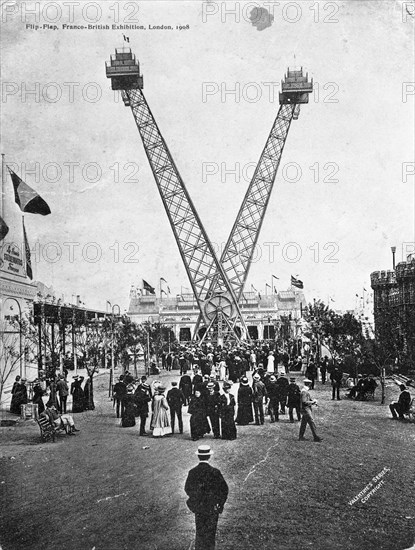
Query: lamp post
391 246 396 270
107 301 120 396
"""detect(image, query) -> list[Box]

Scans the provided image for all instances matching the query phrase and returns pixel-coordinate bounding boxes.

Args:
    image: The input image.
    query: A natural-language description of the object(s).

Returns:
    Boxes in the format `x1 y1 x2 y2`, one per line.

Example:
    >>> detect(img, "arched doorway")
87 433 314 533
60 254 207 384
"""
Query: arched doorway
179 327 191 342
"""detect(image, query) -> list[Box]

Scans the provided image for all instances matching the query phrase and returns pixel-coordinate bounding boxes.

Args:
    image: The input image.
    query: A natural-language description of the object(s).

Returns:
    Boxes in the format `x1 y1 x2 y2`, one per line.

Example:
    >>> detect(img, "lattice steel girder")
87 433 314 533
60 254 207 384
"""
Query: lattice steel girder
222 104 296 299
124 88 248 337
192 104 297 338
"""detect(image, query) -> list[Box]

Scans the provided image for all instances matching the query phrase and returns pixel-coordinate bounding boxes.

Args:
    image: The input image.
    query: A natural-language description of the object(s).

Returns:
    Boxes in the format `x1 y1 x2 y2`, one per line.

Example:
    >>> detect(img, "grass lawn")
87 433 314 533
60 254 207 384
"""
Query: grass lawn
1 371 414 550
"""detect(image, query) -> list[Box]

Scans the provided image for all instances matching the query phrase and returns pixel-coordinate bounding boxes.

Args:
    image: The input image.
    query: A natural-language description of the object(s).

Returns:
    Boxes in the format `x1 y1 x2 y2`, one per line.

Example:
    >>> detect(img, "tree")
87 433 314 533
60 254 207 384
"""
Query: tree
142 321 176 359
303 300 364 366
116 317 146 377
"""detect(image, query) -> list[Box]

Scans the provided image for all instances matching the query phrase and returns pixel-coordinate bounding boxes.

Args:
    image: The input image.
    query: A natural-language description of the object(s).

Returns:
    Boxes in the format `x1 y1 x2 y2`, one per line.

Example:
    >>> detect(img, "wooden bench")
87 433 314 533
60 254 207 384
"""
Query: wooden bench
403 398 415 423
37 416 68 442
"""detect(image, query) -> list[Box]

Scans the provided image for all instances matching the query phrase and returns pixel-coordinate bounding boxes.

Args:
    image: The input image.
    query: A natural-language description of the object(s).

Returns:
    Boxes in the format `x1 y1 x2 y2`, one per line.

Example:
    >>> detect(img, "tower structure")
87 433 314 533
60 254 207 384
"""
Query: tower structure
106 49 312 344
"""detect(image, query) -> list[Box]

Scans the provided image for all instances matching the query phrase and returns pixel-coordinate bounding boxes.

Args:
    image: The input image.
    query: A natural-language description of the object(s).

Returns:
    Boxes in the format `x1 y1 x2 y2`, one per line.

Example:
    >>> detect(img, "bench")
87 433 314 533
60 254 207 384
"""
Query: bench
37 416 68 442
403 398 415 423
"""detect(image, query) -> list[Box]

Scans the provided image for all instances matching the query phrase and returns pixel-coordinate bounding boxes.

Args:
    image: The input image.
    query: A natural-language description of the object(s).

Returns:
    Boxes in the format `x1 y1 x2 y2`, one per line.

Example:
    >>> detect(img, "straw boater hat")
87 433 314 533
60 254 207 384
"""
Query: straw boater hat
196 444 213 457
223 381 233 390
206 382 215 390
253 374 261 381
240 376 249 386
289 377 296 382
157 385 166 393
303 379 312 385
269 375 277 382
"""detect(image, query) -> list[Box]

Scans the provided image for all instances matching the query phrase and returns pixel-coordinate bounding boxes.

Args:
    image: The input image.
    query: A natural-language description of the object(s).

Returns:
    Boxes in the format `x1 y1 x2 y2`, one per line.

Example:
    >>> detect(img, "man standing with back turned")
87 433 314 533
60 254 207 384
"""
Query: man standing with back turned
185 445 228 549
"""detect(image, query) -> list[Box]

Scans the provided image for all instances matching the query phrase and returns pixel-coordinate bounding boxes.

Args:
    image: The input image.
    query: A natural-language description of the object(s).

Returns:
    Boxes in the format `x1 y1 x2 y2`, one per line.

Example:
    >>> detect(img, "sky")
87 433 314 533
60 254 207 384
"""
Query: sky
1 0 414 313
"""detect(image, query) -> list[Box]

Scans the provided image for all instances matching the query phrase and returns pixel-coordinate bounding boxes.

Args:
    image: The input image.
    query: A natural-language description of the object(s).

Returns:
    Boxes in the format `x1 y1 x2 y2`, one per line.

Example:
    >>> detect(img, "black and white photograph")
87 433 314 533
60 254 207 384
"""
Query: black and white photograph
0 1 414 549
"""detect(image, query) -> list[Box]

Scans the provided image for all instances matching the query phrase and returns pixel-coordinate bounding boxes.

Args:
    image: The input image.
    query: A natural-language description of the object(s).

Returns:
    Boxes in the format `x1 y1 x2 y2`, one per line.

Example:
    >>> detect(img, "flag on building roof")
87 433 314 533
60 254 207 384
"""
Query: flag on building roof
22 219 33 279
272 274 279 280
0 215 9 240
143 279 155 294
8 168 51 216
160 277 167 283
291 275 303 289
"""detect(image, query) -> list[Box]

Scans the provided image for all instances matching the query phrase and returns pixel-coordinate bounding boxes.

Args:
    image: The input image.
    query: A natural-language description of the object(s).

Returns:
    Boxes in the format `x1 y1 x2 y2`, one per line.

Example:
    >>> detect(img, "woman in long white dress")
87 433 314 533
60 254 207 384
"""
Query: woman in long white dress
266 351 275 374
150 386 171 437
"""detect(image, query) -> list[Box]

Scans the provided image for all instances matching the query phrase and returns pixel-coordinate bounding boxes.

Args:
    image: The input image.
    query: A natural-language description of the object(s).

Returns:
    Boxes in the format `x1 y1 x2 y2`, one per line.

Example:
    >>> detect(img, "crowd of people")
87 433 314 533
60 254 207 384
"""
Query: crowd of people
9 342 412 440
9 371 95 417
111 348 327 442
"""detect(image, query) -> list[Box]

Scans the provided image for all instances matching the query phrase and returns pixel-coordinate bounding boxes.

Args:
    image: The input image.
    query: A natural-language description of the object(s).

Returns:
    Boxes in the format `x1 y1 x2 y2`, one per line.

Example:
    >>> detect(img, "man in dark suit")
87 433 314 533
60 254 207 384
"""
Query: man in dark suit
390 384 411 420
330 365 343 400
135 382 151 435
113 376 127 418
167 381 185 434
185 445 228 550
179 372 192 405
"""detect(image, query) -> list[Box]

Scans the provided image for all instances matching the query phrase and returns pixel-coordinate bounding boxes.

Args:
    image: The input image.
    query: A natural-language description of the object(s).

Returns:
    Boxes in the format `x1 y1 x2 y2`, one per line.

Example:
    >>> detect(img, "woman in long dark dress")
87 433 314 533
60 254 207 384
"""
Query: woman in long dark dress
235 376 254 425
188 390 210 441
121 386 136 427
220 382 237 440
32 380 45 415
70 376 84 413
83 377 95 410
10 378 27 415
10 376 21 414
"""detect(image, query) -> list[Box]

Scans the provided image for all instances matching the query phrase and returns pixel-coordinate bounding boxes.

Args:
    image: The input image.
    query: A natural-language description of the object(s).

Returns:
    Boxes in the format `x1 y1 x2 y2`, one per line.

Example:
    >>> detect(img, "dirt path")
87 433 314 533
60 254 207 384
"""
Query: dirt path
1 371 414 550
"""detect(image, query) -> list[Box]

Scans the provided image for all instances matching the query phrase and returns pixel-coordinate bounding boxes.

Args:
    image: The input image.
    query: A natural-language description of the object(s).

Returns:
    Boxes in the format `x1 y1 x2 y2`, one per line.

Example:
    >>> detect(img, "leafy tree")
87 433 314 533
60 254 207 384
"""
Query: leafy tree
303 300 364 365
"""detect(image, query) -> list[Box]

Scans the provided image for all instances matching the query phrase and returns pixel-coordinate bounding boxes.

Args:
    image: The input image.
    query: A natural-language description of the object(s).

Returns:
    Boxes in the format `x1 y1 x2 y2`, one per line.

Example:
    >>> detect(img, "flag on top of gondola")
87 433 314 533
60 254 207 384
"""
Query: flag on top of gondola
8 168 51 216
142 279 155 294
0 215 9 240
291 275 303 289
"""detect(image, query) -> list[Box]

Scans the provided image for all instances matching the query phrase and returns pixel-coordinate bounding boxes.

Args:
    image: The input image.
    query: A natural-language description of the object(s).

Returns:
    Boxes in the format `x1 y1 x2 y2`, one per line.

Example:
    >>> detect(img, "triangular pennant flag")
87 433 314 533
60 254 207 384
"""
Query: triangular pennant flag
0 215 9 240
23 219 33 279
8 168 51 215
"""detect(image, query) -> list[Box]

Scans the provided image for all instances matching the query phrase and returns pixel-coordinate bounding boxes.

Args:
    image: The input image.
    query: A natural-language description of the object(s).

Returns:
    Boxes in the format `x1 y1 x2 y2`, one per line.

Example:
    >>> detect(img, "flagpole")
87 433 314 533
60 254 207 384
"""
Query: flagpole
1 153 5 221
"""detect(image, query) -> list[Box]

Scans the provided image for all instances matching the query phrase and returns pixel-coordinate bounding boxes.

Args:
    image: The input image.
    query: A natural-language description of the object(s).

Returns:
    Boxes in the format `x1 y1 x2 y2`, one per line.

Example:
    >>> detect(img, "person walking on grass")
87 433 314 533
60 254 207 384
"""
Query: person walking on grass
299 379 322 442
185 445 228 550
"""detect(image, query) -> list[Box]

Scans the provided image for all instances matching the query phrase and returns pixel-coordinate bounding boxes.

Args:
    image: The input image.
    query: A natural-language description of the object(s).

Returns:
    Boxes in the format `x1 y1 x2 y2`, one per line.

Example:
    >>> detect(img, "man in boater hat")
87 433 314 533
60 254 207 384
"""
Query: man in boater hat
299 379 322 442
185 445 228 549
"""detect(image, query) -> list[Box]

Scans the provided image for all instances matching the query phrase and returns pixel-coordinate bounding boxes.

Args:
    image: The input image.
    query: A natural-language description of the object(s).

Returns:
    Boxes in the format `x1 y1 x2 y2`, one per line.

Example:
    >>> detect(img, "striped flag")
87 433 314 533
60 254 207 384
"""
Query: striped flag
291 275 303 289
143 279 155 294
8 168 51 215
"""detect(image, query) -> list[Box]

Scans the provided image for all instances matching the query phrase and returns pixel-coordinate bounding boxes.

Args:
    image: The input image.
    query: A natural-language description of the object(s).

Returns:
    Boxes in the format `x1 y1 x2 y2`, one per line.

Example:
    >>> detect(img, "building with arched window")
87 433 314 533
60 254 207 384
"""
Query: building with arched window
127 288 306 343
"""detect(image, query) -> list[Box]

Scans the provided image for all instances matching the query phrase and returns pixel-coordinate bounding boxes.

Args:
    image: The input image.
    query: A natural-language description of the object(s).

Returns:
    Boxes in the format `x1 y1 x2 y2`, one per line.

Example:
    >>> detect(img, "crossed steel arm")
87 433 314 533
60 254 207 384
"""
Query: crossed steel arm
106 50 311 344
193 102 298 341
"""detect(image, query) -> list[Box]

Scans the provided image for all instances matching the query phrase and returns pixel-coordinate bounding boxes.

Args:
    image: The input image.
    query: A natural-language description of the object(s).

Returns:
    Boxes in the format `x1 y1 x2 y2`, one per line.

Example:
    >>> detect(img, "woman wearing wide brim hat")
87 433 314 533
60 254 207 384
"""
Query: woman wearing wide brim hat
150 384 171 437
121 385 137 427
219 382 237 440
